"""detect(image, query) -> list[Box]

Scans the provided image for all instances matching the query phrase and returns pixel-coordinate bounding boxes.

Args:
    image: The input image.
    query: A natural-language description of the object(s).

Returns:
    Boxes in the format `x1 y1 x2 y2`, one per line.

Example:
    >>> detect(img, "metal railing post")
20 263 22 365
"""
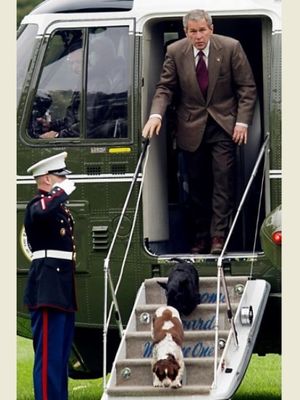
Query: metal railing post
212 133 270 389
102 140 150 394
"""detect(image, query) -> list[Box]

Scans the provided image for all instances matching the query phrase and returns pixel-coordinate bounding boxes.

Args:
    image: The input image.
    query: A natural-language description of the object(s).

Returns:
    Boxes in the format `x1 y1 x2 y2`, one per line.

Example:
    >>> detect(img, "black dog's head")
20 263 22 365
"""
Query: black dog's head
158 260 200 316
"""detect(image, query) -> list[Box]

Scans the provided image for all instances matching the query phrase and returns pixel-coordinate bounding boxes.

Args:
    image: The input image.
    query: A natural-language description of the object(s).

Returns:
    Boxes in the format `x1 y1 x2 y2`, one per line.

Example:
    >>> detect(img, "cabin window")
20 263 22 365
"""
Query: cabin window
28 26 129 141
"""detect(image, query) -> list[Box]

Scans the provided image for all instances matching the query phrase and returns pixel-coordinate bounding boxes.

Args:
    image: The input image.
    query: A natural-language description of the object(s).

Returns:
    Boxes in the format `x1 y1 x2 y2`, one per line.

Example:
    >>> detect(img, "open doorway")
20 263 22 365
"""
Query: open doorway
142 15 271 255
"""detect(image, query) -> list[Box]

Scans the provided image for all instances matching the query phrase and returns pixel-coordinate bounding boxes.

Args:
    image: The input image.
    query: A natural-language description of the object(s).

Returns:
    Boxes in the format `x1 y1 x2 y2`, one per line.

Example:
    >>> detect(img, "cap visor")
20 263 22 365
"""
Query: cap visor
50 168 72 176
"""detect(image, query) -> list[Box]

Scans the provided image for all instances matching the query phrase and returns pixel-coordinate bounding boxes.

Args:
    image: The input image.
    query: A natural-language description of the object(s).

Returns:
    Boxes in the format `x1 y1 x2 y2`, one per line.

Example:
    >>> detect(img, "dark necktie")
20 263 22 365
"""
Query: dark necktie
196 51 208 98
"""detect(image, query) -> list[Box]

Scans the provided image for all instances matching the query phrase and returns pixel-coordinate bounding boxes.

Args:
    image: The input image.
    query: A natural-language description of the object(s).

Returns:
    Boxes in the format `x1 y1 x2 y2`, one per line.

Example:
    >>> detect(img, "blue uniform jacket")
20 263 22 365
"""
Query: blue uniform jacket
24 186 77 312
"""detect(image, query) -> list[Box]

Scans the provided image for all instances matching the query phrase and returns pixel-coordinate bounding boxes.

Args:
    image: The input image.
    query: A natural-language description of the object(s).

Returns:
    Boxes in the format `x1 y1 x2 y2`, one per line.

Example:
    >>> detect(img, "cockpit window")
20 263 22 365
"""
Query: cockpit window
29 30 83 139
28 26 130 141
17 24 38 105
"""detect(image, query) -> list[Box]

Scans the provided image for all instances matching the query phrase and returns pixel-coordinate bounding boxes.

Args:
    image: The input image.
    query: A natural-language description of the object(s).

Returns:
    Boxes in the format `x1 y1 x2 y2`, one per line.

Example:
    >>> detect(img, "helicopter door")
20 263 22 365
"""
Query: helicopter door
141 16 266 256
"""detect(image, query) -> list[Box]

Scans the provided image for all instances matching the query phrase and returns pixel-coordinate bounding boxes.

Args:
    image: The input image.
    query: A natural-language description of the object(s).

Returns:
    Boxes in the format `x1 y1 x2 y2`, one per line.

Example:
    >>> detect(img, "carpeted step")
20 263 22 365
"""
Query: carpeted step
106 384 211 397
103 277 269 399
125 330 229 359
113 358 214 387
135 303 238 332
145 276 248 305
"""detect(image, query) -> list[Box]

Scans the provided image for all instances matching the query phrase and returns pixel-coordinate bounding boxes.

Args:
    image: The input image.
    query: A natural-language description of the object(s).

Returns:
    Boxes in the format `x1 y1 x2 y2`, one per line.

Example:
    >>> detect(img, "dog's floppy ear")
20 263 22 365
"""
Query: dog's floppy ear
157 281 168 290
152 362 158 373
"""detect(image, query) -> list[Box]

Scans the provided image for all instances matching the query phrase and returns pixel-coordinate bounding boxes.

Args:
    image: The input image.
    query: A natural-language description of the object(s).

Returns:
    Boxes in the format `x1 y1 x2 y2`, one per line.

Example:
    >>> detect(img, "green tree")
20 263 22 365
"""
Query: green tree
17 0 42 27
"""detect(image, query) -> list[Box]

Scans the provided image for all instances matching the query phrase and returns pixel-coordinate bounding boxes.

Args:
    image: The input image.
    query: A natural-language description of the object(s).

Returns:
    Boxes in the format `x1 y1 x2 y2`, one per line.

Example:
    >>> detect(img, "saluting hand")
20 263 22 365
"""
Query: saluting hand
142 117 161 139
54 178 76 195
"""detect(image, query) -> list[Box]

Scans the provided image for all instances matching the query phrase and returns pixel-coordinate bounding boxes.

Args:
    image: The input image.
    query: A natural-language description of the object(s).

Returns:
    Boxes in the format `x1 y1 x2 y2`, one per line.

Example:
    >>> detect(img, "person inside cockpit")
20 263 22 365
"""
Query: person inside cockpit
29 30 128 140
85 35 128 138
32 39 82 139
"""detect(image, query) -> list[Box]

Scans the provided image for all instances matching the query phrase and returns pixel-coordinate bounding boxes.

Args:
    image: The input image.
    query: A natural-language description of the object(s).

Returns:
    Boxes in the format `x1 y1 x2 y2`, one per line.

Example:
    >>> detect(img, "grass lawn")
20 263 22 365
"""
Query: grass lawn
17 336 281 399
233 353 281 399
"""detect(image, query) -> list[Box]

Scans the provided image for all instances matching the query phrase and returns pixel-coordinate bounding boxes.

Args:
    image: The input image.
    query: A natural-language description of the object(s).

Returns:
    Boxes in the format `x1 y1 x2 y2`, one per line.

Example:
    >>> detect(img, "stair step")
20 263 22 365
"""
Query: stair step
125 330 229 359
104 278 271 399
106 384 211 396
114 358 215 387
145 276 248 305
135 303 238 332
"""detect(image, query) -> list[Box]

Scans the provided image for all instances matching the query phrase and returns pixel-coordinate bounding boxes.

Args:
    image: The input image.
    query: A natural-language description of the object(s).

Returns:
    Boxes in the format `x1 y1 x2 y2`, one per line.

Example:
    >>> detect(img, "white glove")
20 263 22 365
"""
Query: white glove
54 179 76 195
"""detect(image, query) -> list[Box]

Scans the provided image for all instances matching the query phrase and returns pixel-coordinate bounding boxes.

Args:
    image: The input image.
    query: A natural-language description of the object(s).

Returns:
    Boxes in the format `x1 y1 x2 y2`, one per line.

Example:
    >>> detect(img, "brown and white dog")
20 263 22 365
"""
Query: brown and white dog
151 305 185 388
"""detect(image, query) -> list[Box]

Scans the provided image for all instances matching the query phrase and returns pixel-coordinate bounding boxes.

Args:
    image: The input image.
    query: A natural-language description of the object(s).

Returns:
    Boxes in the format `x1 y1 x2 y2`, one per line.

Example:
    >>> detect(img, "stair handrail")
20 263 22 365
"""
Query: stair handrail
106 145 150 328
103 139 150 391
212 133 270 389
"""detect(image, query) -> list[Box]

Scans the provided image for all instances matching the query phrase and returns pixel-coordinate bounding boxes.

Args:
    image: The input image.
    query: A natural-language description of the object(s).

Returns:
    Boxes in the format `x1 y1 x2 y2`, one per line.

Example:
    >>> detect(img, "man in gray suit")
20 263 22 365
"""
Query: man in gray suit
142 9 257 254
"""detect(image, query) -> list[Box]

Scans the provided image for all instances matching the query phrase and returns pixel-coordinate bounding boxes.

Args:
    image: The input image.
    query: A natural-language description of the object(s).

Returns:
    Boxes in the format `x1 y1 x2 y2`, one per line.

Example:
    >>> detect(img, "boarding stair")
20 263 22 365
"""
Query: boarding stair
101 274 270 400
101 135 271 399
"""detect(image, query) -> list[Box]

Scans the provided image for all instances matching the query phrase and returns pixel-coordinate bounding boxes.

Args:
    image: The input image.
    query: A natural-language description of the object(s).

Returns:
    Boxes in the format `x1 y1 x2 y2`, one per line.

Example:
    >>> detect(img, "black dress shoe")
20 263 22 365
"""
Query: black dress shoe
210 236 225 255
191 239 210 254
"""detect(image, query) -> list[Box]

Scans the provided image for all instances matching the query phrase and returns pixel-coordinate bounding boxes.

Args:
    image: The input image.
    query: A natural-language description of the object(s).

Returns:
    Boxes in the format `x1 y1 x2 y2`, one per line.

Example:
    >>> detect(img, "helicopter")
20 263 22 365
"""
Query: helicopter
17 0 281 395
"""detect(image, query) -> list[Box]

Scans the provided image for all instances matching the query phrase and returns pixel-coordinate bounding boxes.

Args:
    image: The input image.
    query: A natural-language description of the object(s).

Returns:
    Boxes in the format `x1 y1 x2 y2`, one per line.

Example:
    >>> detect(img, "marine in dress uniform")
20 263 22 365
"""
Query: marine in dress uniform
24 152 77 400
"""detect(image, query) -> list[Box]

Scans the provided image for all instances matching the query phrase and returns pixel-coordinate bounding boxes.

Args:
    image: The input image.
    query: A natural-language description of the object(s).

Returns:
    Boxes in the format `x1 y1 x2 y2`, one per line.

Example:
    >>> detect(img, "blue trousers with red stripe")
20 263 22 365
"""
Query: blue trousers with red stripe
30 308 75 400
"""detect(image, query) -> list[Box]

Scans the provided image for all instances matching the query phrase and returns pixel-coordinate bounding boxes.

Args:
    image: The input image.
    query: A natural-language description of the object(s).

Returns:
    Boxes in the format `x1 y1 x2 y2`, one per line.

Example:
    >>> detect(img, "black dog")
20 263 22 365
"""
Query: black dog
158 259 200 316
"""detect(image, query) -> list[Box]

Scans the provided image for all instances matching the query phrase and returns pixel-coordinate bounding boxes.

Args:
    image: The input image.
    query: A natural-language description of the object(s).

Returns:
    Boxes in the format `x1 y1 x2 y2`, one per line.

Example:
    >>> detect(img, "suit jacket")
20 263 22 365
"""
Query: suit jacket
150 34 257 151
24 187 77 312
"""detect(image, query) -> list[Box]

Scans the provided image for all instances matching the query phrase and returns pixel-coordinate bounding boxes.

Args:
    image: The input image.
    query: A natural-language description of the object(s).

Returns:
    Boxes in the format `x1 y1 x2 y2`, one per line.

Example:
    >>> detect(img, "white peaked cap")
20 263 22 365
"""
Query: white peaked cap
27 151 72 177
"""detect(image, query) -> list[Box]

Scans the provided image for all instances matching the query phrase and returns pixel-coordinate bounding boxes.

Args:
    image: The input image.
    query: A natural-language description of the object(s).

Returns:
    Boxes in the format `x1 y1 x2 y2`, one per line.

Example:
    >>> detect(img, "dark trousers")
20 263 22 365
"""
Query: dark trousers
30 308 75 400
182 117 236 241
